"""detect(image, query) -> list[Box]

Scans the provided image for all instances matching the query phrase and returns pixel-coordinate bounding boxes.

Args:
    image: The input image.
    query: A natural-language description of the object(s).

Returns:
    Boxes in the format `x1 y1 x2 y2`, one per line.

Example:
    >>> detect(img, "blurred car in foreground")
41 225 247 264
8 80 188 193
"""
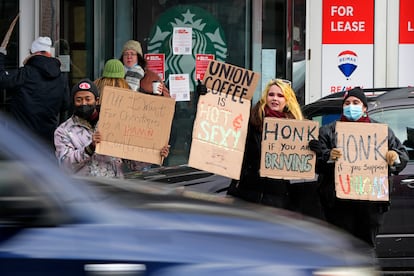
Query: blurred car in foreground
0 112 380 275
302 87 414 274
123 166 324 220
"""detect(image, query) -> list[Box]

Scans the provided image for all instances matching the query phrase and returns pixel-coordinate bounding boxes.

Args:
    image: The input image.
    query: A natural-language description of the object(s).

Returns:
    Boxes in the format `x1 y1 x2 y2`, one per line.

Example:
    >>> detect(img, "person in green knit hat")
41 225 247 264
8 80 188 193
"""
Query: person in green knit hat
94 58 131 93
94 58 171 173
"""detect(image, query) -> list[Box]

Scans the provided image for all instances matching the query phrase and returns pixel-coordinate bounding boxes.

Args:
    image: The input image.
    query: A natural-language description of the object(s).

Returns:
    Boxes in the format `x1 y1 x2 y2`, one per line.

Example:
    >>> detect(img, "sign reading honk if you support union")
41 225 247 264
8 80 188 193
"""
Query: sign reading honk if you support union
189 60 260 180
335 122 389 201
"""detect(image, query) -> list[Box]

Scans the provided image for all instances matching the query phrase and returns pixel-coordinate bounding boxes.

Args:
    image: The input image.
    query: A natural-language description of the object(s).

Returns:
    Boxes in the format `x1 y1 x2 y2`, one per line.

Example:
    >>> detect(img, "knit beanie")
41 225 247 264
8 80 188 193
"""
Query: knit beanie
102 59 125 78
31 36 52 53
122 40 143 57
343 87 368 108
71 78 99 99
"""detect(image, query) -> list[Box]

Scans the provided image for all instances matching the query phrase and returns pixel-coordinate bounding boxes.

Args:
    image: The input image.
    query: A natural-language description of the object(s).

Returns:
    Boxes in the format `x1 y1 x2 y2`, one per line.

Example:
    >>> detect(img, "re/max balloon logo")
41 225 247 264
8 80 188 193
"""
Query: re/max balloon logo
337 50 358 80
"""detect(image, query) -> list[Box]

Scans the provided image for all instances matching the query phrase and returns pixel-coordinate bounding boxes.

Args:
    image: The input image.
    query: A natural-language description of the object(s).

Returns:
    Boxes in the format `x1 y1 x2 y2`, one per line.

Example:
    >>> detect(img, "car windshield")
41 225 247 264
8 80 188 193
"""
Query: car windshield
369 107 414 161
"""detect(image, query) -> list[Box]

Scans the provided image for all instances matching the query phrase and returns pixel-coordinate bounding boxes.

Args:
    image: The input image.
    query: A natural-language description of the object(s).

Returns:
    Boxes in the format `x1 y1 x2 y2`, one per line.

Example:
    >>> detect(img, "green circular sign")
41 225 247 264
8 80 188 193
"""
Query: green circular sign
148 5 227 89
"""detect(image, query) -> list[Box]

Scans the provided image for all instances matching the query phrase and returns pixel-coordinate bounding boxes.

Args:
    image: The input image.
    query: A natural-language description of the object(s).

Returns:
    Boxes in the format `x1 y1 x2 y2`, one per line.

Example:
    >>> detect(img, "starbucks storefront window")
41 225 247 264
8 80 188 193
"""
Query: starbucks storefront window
134 1 250 165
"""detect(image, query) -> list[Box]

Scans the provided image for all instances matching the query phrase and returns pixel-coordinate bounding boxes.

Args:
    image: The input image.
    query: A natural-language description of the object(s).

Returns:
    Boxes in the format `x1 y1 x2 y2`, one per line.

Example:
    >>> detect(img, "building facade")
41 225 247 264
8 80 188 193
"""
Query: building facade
4 0 414 165
1 0 306 165
3 0 411 165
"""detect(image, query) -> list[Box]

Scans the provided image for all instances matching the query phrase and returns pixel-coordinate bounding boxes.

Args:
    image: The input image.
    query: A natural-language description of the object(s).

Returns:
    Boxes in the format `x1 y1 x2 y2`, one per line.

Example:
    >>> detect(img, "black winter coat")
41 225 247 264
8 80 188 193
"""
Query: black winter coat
0 54 70 146
228 122 290 208
317 119 409 209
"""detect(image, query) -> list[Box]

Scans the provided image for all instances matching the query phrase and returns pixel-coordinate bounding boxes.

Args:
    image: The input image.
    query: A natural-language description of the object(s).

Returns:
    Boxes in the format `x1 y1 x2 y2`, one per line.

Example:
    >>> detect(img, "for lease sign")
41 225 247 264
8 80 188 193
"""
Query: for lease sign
323 0 374 44
399 0 414 44
321 0 374 96
398 0 414 86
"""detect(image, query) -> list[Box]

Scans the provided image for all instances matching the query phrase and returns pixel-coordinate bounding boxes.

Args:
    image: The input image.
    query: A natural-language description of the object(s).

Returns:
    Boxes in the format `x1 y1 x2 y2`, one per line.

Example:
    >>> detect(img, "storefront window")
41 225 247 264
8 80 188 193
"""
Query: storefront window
133 1 250 165
292 0 306 104
59 0 95 87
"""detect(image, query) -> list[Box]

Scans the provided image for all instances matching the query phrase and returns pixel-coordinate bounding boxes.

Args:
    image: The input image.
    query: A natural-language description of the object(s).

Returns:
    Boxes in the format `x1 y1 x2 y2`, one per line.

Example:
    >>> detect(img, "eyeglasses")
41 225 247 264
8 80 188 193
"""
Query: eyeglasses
123 53 137 57
273 78 292 87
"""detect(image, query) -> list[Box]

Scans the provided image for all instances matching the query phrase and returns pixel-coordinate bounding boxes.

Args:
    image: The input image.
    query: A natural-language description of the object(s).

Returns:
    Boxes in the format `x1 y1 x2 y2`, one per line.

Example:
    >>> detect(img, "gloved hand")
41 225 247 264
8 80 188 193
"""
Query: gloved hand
330 148 342 161
308 139 322 155
196 79 208 95
385 150 399 166
0 47 7 55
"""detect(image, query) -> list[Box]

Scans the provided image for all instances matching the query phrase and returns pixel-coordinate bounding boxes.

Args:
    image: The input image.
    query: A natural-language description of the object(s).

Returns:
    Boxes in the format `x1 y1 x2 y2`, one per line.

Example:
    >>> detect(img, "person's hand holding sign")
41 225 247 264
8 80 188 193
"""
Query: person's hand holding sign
92 131 102 146
386 150 399 166
308 139 322 155
196 79 208 96
160 145 170 158
85 130 101 156
330 148 342 161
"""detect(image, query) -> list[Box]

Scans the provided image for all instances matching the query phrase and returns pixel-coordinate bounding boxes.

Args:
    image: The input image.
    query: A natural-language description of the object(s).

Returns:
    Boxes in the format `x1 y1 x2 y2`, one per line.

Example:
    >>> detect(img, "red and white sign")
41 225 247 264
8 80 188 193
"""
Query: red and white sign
321 0 374 96
144 53 165 81
323 0 374 44
399 0 414 44
399 0 414 86
195 54 214 81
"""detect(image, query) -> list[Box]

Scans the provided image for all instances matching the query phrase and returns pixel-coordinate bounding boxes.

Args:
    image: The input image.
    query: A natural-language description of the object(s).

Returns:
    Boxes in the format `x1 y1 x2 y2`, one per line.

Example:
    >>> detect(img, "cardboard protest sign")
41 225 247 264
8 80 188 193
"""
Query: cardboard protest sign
335 122 389 201
189 60 260 179
189 93 250 179
260 118 319 180
96 86 175 165
202 60 260 100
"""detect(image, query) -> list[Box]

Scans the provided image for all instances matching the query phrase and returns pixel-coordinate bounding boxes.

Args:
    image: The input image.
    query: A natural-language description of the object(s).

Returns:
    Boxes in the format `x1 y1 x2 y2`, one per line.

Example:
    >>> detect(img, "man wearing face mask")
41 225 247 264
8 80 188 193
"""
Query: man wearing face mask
54 78 124 178
310 87 408 248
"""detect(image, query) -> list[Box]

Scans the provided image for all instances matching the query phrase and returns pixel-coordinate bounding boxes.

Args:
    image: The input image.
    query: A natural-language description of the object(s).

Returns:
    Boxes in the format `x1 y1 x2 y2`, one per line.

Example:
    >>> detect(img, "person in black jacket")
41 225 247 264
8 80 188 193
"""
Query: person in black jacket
311 87 409 247
227 79 305 209
0 36 69 149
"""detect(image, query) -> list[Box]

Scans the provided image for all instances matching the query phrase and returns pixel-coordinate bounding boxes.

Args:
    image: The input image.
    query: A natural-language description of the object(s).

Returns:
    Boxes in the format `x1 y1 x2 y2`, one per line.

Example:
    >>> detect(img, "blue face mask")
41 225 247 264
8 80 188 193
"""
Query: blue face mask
343 104 363 121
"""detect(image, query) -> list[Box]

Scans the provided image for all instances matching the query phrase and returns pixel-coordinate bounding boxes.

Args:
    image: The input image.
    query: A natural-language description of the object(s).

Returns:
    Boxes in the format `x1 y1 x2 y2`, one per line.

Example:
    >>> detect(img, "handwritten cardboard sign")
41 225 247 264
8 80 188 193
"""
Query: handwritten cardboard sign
96 86 175 165
260 118 319 180
335 122 389 201
189 92 250 179
189 61 260 179
202 60 260 101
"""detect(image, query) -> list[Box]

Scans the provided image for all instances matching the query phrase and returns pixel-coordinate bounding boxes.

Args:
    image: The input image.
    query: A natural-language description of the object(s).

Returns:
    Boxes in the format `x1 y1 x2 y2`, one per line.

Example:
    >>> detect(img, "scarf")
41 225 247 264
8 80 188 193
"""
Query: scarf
339 113 371 123
264 106 287 118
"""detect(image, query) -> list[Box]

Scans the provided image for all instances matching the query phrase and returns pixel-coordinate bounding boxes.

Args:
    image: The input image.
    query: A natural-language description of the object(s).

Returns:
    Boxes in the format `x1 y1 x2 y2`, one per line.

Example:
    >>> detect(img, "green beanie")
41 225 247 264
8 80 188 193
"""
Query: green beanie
102 59 125 78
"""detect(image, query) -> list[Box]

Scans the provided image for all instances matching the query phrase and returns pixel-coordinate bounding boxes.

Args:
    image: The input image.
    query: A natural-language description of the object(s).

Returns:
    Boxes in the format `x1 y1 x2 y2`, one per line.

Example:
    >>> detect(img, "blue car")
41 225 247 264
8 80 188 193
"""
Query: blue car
0 112 378 275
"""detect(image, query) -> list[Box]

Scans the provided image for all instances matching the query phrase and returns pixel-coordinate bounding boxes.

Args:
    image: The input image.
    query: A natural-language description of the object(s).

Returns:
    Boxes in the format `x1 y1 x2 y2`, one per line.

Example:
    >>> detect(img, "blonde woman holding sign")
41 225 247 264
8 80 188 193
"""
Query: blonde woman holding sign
227 79 320 213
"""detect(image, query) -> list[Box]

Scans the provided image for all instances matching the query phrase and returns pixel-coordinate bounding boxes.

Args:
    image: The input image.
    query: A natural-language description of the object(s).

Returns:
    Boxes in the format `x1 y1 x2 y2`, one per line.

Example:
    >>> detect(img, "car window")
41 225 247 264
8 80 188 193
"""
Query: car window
311 114 341 126
369 107 414 161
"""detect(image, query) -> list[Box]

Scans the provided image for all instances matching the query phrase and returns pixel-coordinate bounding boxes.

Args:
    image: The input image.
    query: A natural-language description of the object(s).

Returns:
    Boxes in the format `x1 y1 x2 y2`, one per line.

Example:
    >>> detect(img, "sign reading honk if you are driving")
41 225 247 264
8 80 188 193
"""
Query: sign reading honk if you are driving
260 118 319 180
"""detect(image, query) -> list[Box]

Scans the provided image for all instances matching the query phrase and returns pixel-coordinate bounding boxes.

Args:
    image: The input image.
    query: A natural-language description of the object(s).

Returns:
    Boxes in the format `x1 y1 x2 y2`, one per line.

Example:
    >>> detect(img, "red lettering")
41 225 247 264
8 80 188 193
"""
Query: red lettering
339 174 351 194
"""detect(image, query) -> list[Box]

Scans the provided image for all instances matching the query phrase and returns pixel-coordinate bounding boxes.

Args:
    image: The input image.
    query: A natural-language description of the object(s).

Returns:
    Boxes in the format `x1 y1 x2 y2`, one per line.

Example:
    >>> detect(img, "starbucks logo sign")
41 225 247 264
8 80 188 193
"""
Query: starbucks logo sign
148 5 227 89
